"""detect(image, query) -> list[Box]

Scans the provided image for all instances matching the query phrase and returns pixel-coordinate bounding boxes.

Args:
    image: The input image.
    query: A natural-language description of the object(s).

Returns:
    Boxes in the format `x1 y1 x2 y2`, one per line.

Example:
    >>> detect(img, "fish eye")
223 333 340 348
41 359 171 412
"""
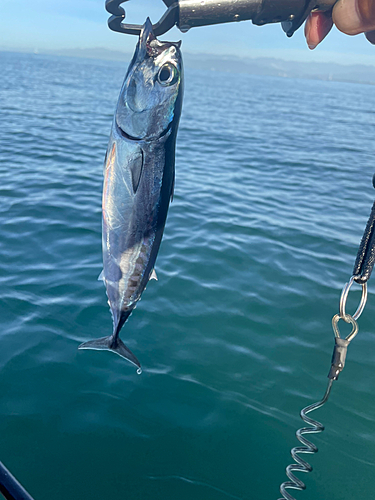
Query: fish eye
157 63 178 86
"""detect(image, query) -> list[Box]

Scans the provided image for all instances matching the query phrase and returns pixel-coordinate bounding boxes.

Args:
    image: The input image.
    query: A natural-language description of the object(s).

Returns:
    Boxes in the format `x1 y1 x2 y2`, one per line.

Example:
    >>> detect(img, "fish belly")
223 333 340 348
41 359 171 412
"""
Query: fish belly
102 128 169 330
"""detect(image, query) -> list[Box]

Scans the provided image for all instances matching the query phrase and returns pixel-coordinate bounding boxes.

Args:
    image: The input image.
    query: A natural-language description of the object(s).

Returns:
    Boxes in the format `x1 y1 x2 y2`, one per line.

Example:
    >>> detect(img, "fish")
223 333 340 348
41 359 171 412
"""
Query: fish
78 18 183 372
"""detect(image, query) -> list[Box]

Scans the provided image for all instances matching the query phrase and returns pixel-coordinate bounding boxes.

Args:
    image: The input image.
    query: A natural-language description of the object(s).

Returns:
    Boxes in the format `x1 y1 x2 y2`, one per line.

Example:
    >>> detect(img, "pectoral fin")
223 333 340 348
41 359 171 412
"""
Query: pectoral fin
129 149 144 194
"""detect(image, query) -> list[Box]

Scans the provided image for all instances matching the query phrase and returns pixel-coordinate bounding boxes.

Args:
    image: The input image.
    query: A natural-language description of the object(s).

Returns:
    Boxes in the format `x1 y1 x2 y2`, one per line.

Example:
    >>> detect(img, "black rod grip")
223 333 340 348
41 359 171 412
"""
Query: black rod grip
352 177 375 284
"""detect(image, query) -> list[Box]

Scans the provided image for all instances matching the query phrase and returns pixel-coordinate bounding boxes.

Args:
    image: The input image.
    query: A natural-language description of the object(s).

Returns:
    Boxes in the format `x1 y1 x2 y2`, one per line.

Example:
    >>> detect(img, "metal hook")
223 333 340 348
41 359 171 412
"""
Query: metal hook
105 0 178 36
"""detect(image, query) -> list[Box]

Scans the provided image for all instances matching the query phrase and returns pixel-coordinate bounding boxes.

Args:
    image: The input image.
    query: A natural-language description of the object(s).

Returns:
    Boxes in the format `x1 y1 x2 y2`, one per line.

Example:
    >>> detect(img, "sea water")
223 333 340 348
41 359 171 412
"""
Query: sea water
1 50 375 500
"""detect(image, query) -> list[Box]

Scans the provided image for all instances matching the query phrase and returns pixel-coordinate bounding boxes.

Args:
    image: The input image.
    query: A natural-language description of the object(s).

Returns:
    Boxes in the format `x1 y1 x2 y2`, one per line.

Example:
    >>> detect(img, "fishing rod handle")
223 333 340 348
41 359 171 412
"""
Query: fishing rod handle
178 0 337 36
352 199 375 284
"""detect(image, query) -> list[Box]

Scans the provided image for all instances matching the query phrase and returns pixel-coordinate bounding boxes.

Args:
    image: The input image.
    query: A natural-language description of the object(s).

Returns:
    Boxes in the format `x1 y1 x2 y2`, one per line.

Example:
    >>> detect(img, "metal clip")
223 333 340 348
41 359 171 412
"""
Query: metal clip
105 0 178 36
328 274 364 381
328 314 358 380
332 313 358 343
328 336 350 380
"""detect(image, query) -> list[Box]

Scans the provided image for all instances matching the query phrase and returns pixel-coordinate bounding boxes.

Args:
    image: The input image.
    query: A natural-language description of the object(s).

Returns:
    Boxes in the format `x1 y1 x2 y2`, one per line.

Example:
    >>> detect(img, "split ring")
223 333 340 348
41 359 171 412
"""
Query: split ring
339 276 367 321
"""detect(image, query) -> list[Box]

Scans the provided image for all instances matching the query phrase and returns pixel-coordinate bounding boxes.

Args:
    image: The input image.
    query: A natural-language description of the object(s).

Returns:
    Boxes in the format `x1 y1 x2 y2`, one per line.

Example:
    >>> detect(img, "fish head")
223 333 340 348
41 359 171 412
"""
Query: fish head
116 18 183 141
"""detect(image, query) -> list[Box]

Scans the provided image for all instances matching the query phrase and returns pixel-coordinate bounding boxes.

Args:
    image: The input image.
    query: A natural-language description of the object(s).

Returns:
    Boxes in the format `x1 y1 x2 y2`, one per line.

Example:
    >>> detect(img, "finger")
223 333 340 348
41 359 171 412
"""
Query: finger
305 11 334 49
333 0 375 35
365 29 375 42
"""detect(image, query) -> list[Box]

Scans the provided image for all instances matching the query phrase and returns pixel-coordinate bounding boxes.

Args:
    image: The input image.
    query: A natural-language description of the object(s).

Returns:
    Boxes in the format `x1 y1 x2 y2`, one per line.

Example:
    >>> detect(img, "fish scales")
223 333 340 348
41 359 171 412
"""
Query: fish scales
79 18 183 371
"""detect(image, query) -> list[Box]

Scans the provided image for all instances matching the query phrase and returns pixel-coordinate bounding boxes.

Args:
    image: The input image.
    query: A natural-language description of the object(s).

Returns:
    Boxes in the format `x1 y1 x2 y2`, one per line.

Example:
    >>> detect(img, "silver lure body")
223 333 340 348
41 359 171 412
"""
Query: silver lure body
79 19 183 370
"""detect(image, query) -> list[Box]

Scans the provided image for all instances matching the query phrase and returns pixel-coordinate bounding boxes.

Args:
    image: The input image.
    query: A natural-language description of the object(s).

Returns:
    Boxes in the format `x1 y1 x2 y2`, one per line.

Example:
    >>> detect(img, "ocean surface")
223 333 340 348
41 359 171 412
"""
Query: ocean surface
1 50 375 500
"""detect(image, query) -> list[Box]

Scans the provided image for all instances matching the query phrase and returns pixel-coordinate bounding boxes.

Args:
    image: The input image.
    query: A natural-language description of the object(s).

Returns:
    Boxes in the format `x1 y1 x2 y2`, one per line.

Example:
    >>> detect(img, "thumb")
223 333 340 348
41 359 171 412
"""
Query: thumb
333 0 375 35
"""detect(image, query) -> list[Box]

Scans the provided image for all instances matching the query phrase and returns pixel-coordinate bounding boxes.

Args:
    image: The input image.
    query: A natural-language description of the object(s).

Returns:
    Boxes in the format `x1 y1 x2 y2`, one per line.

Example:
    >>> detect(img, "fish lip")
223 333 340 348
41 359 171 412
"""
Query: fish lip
124 18 155 80
141 18 155 46
115 118 172 142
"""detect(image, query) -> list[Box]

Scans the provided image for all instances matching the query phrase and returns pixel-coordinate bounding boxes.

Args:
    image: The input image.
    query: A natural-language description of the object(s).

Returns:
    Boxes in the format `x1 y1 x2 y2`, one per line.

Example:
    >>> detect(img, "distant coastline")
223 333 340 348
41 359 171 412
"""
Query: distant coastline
2 47 375 85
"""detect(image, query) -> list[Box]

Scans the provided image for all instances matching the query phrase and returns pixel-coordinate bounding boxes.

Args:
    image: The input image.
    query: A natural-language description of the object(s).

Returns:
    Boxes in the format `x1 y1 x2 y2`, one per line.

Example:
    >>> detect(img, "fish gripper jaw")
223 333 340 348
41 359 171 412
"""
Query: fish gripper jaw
105 0 179 36
105 0 338 38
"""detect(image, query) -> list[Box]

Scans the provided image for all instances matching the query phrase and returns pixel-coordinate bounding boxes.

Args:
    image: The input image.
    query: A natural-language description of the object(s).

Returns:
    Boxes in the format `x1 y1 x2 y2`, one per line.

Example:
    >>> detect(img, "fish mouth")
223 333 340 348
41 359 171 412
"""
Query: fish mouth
115 119 143 141
142 18 156 56
115 119 173 142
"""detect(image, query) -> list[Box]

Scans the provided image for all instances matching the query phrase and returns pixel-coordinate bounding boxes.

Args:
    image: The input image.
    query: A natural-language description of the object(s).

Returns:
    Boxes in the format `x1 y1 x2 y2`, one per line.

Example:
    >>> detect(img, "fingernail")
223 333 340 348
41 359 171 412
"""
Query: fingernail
308 43 317 50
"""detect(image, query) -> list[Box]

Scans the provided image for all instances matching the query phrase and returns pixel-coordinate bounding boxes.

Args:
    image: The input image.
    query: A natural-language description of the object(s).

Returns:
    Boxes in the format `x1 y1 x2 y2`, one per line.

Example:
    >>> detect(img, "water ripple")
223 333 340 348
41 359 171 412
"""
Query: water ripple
1 52 375 500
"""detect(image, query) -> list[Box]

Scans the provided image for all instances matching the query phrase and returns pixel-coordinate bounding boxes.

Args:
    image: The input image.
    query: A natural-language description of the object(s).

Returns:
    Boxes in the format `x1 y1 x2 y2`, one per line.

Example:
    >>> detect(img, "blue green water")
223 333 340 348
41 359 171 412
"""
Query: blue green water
1 50 375 500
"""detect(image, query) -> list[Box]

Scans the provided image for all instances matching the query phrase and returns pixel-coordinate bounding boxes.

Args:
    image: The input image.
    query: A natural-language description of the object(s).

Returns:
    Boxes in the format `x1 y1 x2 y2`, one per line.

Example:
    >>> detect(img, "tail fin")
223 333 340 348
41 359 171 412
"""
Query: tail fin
78 336 142 374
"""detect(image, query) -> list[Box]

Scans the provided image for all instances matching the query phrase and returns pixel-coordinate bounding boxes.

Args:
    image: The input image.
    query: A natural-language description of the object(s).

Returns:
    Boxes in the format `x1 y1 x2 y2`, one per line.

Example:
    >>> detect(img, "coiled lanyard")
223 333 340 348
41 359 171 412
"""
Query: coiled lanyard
279 176 375 500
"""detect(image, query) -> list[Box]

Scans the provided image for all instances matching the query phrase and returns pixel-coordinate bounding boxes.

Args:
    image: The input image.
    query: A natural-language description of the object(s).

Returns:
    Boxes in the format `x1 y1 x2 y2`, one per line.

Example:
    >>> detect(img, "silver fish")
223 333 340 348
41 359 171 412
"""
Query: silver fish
79 19 183 371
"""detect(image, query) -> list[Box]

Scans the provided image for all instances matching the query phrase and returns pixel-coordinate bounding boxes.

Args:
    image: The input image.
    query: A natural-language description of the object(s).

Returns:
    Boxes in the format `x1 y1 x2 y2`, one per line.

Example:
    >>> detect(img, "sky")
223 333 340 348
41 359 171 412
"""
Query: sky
1 0 375 65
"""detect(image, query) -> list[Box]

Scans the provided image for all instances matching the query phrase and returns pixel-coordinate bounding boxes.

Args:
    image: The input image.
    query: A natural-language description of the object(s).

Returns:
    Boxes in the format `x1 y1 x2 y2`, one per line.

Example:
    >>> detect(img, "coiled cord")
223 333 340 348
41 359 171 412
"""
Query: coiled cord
278 379 333 500
278 176 375 499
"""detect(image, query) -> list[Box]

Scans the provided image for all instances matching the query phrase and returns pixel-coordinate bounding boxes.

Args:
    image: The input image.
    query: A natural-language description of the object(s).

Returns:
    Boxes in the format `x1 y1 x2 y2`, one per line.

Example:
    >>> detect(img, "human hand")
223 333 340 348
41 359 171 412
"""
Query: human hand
305 0 375 49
